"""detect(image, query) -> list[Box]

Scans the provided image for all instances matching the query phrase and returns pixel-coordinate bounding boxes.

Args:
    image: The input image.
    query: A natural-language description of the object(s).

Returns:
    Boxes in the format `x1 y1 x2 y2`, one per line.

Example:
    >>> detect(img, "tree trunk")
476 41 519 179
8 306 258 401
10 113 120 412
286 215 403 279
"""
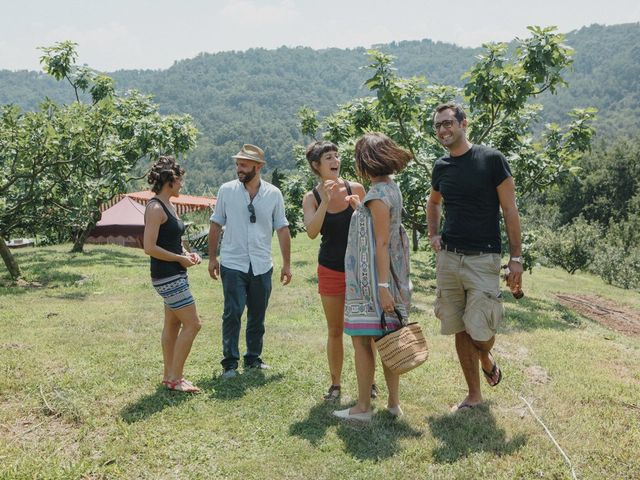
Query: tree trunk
0 236 21 280
71 225 92 253
412 226 419 252
71 210 102 253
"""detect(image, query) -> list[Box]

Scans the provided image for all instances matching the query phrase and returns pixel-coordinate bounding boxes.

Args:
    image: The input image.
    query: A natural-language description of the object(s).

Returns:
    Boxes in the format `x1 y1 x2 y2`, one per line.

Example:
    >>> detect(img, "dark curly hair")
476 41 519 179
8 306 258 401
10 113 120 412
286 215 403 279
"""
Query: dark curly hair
305 141 338 175
148 155 185 193
354 133 411 178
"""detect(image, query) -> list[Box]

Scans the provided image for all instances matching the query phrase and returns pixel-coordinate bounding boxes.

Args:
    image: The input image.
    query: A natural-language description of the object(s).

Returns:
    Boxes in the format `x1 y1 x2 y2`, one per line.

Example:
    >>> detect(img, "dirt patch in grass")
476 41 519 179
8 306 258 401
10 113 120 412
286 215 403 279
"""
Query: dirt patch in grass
554 294 640 337
524 365 551 384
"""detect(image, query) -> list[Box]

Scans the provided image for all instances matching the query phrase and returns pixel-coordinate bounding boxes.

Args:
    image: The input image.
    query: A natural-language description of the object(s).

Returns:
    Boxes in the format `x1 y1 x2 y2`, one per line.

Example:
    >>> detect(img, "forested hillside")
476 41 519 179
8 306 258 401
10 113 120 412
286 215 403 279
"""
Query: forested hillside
1 22 638 192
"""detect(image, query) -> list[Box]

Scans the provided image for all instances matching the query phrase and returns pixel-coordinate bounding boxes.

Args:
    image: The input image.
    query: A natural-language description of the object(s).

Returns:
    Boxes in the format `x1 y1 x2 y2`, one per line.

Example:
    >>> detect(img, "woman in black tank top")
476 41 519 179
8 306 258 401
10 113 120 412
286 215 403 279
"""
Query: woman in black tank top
143 156 202 393
302 141 373 400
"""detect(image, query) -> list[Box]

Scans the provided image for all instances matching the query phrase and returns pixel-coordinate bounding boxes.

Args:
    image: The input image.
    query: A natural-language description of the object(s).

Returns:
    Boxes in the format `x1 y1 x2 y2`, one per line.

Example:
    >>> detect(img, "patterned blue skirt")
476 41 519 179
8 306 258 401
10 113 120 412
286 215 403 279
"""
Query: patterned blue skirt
152 273 195 310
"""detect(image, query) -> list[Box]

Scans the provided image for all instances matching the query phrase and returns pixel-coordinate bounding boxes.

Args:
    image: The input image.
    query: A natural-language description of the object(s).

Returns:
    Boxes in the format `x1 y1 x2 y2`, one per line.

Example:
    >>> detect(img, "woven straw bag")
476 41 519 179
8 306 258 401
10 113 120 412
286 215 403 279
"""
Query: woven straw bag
375 308 428 374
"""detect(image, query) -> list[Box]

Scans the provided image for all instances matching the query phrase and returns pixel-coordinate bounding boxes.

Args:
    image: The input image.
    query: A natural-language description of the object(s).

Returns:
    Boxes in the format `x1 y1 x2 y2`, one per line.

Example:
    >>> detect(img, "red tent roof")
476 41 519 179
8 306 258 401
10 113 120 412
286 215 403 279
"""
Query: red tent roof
100 191 216 215
97 196 145 226
126 191 215 210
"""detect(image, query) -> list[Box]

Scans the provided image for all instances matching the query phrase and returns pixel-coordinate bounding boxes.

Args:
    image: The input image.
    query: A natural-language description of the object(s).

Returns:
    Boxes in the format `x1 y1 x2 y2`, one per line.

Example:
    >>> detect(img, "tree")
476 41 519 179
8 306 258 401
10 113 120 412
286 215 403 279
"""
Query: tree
0 42 198 279
552 140 640 228
36 41 198 253
0 104 70 279
294 27 596 257
537 217 600 274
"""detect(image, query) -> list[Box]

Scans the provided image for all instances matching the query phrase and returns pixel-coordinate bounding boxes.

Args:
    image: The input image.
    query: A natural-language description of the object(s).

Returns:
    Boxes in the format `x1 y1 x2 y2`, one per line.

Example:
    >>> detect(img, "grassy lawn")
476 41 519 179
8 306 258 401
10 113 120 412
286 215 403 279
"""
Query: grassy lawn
1 236 639 479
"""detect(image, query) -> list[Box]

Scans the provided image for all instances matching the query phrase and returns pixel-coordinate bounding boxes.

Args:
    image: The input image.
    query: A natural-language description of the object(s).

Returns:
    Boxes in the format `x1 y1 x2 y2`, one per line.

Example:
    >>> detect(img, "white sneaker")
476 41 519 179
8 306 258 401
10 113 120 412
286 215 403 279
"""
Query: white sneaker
386 405 404 417
332 407 373 422
246 360 270 370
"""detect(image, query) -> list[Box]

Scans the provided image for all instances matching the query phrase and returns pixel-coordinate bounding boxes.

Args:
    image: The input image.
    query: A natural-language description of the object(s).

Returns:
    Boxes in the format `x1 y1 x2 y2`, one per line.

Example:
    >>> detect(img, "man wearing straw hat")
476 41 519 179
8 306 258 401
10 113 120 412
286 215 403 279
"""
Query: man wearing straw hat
208 144 292 378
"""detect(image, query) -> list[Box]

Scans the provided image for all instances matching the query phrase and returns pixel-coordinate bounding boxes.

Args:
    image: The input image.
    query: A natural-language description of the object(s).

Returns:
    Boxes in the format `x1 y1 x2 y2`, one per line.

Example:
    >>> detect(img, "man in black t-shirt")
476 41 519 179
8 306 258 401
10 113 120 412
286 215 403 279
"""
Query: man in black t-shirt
427 103 524 412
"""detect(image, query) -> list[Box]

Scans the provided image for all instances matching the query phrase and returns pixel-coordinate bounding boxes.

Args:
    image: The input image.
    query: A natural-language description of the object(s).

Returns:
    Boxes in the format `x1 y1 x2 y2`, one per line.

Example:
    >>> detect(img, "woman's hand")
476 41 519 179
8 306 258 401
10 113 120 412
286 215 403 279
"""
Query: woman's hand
178 254 197 268
379 286 395 313
318 180 338 203
187 252 202 265
345 194 361 209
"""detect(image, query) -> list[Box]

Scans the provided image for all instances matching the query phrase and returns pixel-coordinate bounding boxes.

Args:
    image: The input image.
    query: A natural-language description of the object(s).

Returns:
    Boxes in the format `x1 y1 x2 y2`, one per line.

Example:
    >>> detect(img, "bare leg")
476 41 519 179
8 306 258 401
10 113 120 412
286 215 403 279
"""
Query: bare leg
455 331 482 406
320 294 345 386
350 336 375 414
161 305 181 381
455 331 496 406
381 361 400 409
473 336 497 384
167 303 202 381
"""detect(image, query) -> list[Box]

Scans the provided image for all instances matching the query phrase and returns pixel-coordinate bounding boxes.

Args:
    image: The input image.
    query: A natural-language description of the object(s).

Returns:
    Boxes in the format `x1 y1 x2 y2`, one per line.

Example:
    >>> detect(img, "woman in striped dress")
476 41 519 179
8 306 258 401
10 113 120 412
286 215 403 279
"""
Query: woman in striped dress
143 156 202 393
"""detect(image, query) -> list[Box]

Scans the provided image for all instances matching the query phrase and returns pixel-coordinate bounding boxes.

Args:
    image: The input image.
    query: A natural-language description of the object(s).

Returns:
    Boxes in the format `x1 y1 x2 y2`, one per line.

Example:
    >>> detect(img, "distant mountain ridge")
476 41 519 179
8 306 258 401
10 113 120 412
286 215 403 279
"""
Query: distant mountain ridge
1 22 638 192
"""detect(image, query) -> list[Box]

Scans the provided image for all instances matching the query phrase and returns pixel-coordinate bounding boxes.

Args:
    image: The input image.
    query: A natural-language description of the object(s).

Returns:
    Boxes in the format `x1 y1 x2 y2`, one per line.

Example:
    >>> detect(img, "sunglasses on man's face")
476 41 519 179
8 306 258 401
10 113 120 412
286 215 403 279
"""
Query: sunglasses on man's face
247 203 256 223
434 119 456 131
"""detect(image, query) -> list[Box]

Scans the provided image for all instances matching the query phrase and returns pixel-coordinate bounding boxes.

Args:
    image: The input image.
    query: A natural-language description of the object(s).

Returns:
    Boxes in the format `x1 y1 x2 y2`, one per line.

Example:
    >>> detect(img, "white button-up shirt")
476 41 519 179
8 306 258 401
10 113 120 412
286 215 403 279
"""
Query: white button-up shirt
210 179 289 275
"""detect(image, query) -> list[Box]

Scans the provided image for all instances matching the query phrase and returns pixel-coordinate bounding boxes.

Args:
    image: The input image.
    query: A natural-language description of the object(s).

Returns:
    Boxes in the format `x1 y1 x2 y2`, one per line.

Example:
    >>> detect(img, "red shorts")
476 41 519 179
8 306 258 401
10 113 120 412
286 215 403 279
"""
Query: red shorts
317 264 346 296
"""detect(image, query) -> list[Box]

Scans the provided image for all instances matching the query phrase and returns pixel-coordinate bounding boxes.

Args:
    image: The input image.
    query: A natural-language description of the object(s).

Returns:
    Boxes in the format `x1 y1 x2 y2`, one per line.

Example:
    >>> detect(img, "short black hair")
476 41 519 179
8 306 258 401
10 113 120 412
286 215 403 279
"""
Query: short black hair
305 141 338 175
433 102 467 123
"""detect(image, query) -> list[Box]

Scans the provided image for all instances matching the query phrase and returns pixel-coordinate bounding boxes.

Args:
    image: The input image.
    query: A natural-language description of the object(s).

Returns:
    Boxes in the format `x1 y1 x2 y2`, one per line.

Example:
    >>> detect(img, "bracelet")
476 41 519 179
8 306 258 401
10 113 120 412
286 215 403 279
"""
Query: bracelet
377 282 390 288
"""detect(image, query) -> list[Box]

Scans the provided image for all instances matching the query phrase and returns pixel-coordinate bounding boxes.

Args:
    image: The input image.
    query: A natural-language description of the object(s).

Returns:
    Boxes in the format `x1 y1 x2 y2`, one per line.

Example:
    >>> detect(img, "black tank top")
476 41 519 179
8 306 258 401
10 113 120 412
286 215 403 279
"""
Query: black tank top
147 198 187 279
312 181 354 272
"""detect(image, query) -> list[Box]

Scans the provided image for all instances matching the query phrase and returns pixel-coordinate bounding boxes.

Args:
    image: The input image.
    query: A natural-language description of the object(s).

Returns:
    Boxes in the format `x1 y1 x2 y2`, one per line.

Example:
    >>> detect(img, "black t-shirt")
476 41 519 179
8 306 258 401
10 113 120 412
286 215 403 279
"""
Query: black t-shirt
431 144 511 253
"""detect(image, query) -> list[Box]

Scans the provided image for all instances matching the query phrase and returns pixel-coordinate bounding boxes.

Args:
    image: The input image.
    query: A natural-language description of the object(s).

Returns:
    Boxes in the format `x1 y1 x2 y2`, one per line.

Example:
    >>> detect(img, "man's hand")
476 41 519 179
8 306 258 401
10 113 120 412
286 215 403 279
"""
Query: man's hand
506 259 523 291
429 234 442 252
208 258 220 280
280 266 292 286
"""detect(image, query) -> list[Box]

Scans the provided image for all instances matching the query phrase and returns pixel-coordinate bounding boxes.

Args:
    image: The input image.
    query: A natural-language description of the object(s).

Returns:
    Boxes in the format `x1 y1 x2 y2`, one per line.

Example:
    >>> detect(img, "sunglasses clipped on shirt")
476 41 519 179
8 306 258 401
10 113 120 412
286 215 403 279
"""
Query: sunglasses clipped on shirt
247 203 256 223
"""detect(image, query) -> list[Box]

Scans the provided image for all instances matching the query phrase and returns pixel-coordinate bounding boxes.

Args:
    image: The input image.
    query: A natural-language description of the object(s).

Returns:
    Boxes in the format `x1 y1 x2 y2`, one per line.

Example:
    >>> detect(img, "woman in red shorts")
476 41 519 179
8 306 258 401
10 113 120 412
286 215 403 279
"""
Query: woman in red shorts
302 141 369 400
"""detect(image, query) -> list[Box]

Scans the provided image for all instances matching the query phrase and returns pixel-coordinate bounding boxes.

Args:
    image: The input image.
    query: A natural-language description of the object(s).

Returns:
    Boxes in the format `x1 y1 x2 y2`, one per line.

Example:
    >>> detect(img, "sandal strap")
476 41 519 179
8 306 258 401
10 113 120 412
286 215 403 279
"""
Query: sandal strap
323 385 341 399
167 378 200 393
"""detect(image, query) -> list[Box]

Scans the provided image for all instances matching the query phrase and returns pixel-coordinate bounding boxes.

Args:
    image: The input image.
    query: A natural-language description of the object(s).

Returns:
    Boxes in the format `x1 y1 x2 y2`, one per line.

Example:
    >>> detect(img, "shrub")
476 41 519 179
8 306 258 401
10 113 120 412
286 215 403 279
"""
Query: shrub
591 214 640 289
536 217 600 274
592 243 640 290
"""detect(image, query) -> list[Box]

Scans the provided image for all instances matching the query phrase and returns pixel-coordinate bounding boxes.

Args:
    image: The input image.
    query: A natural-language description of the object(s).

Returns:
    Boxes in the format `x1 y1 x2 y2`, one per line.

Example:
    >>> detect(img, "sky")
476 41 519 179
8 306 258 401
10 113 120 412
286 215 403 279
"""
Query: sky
1 0 639 72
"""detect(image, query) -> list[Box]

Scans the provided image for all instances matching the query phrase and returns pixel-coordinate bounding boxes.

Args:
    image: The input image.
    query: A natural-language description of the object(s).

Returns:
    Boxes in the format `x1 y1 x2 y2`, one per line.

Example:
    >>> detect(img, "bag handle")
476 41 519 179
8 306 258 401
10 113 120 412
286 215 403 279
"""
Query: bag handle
380 307 406 331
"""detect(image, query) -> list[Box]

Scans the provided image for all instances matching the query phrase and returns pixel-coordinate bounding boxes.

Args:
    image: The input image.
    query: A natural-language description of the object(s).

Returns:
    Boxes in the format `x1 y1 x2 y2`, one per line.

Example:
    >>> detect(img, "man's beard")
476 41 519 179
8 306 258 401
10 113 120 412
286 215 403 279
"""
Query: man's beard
238 166 257 183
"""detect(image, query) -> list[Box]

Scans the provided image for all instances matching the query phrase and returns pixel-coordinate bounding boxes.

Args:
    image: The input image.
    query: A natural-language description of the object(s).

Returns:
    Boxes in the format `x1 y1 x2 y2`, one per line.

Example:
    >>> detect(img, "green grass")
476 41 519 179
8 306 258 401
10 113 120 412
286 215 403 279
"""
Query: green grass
1 237 639 479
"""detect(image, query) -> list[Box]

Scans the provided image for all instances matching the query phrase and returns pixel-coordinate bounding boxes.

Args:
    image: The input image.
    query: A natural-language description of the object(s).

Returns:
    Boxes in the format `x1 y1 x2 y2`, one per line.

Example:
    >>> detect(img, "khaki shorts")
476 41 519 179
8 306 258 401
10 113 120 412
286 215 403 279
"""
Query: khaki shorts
434 250 504 342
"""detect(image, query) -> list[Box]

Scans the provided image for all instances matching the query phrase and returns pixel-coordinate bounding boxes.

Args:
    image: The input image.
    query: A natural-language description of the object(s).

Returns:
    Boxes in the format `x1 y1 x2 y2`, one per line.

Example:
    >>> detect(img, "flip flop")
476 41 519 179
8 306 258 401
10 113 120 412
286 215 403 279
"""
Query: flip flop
482 352 503 387
450 402 479 413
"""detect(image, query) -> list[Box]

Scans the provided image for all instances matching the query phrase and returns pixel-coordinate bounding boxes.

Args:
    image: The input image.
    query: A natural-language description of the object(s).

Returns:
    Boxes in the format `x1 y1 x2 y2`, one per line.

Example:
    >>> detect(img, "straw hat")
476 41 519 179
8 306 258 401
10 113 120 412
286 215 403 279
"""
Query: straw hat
232 144 265 164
